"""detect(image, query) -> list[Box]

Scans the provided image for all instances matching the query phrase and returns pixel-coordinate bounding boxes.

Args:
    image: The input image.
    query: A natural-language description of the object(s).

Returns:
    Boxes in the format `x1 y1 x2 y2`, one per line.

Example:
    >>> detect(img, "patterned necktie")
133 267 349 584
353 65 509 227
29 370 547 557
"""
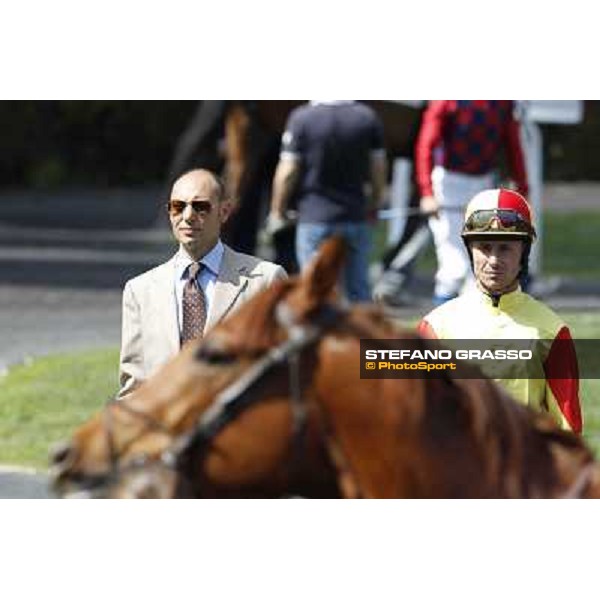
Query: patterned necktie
181 262 207 345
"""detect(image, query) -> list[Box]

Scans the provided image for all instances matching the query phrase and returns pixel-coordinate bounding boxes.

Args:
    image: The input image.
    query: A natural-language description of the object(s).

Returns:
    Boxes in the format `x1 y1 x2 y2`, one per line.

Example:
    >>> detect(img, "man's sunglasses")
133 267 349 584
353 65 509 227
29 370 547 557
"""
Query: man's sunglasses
167 199 213 216
464 209 533 235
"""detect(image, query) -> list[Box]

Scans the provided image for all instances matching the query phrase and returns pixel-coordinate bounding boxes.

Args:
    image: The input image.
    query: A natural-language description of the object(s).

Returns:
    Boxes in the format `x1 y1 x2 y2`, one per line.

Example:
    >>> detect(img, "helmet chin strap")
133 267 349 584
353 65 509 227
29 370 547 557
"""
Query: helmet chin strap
519 242 532 288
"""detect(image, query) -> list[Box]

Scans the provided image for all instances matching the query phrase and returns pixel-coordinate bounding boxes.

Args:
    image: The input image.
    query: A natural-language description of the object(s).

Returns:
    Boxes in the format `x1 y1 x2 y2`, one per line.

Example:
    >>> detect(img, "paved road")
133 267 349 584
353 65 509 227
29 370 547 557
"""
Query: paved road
0 232 157 367
0 183 598 497
540 181 600 212
0 222 174 372
0 467 50 498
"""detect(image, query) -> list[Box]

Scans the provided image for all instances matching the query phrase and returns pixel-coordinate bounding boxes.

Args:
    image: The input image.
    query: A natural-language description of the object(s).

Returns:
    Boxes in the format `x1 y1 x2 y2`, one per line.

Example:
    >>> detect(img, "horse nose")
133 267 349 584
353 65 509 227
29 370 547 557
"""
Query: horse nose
49 440 76 471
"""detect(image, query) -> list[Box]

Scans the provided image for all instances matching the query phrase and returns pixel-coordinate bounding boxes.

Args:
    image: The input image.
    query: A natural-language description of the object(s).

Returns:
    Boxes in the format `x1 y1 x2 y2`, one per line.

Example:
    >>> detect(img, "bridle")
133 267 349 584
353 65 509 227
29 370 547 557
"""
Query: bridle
95 297 356 497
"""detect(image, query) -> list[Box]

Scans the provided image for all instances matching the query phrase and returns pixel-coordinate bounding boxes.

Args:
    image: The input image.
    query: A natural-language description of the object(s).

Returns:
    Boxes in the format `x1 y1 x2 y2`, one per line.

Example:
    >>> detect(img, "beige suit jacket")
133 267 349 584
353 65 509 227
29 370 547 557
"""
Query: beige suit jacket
118 244 287 397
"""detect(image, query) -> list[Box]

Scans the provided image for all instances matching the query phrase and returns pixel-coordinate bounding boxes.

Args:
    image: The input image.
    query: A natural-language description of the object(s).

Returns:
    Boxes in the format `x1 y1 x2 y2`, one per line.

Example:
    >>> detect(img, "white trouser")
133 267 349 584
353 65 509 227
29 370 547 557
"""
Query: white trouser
429 166 495 299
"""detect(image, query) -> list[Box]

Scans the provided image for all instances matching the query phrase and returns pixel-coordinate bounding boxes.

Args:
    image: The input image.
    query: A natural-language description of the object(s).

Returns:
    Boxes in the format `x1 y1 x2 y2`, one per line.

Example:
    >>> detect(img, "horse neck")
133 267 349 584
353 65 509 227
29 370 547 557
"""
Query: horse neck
299 302 599 498
303 311 422 497
307 317 584 498
581 464 600 498
538 423 598 498
288 401 346 499
305 318 423 498
441 377 596 498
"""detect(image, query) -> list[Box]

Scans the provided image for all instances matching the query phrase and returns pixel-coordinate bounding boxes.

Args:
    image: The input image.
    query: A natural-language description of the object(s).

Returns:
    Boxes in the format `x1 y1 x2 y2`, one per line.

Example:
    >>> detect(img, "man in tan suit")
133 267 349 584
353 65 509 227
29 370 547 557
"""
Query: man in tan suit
118 168 287 397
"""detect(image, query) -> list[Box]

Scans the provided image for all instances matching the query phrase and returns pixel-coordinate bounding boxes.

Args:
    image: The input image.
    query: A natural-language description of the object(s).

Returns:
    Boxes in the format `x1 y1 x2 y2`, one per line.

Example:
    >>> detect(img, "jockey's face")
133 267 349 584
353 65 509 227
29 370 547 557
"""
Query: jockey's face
470 239 523 295
168 170 233 260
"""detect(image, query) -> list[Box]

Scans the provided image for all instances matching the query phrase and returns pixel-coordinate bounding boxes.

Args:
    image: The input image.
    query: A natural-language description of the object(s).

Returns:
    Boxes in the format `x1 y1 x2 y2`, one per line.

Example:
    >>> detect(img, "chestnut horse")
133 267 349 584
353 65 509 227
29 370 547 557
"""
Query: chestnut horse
51 239 600 498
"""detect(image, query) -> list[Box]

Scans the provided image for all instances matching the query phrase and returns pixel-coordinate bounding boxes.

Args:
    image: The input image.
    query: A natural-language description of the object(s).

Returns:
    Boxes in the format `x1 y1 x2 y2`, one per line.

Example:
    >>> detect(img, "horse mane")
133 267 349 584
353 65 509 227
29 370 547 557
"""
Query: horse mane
329 306 592 496
422 342 593 496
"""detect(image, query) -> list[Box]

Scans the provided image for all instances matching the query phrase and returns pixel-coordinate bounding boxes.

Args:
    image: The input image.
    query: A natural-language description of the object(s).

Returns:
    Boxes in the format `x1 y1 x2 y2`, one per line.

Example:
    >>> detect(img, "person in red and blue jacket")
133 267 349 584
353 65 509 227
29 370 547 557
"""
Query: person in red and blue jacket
415 100 529 305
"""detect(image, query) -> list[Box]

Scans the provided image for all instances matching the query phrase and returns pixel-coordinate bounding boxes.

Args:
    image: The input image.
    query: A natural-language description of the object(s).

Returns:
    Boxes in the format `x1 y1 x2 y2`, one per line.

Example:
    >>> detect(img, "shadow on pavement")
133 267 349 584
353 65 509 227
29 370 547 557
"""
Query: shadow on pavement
0 258 165 289
0 186 175 289
0 186 163 229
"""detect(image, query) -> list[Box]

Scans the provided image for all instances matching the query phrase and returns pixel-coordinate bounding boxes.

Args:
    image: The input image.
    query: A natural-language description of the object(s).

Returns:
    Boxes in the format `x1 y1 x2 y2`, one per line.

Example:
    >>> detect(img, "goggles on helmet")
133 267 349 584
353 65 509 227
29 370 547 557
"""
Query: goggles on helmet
463 209 536 239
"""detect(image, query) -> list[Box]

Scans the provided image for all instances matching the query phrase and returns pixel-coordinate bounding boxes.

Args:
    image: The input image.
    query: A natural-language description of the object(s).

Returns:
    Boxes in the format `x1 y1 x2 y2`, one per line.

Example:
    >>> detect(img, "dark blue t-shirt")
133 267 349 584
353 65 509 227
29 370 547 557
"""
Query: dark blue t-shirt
281 102 385 223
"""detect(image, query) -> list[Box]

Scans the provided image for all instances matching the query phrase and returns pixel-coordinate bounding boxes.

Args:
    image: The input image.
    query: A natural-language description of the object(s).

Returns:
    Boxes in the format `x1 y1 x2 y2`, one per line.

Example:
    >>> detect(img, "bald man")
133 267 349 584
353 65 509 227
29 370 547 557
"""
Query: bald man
118 169 287 397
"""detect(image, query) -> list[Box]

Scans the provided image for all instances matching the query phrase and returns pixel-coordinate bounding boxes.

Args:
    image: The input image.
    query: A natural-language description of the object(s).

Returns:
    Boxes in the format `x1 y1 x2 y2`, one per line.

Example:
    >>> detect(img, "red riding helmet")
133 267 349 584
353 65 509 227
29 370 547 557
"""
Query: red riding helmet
461 188 536 243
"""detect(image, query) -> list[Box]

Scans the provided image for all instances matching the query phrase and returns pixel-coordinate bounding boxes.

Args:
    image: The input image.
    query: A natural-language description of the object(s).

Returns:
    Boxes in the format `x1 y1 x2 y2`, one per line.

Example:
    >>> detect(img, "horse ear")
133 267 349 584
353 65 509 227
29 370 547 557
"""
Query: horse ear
302 236 347 301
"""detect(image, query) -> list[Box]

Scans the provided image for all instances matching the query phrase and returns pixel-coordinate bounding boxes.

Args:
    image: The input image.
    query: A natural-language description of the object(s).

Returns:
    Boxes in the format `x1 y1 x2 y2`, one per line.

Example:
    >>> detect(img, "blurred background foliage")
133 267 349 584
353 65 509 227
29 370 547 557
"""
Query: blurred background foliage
0 101 197 188
0 101 599 189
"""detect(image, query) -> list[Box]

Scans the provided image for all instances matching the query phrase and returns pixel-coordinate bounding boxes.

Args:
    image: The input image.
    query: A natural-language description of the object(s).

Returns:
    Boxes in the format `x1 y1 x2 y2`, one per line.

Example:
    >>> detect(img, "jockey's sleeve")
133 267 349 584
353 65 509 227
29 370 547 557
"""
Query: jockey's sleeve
504 106 529 196
416 319 438 340
414 101 447 197
544 326 583 434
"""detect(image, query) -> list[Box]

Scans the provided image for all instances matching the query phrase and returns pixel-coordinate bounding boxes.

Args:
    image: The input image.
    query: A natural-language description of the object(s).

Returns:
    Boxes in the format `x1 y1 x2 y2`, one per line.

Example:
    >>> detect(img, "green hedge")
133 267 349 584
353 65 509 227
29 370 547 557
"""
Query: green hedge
0 100 599 188
0 101 197 187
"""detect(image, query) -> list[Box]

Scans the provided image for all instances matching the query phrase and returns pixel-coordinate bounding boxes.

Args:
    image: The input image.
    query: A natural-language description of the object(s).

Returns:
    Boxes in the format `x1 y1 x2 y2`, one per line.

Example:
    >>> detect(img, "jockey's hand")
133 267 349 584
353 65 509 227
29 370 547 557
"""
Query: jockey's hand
420 195 439 218
265 212 289 237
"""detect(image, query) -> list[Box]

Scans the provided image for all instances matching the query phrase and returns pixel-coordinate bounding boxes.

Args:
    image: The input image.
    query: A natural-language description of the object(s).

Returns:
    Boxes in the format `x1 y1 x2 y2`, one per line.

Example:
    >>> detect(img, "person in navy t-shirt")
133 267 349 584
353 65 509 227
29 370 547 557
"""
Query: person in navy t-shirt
267 101 387 302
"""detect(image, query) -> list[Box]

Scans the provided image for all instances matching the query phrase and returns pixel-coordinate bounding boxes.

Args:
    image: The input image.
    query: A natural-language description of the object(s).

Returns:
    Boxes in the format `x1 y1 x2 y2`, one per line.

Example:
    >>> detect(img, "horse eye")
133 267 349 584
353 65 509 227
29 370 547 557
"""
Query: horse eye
130 455 149 468
194 343 236 365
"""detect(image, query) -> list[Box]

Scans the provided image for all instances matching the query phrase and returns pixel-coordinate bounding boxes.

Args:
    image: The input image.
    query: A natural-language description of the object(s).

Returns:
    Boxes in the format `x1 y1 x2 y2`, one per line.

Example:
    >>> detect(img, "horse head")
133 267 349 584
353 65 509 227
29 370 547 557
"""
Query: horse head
50 238 349 498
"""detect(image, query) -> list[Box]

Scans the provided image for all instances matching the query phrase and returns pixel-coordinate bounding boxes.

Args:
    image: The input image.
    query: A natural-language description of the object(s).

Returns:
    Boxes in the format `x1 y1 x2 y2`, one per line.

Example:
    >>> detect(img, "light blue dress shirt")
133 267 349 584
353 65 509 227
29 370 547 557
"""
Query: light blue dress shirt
173 239 224 336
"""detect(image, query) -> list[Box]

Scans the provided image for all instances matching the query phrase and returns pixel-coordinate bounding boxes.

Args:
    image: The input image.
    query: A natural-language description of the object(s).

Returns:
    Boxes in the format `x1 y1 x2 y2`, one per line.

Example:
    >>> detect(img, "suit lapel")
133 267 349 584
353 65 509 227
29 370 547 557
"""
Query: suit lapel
152 256 181 353
206 245 249 330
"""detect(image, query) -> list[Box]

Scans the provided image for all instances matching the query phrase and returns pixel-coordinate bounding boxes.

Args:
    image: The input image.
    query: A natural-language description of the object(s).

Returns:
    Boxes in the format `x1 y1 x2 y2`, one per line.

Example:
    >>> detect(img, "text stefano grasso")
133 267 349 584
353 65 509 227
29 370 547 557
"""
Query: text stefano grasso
364 349 533 361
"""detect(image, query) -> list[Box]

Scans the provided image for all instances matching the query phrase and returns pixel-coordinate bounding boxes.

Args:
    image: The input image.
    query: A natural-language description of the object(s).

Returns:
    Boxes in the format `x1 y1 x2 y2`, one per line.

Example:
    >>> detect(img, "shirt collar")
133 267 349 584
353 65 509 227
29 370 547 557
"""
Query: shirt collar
473 284 523 308
309 100 355 106
175 239 224 279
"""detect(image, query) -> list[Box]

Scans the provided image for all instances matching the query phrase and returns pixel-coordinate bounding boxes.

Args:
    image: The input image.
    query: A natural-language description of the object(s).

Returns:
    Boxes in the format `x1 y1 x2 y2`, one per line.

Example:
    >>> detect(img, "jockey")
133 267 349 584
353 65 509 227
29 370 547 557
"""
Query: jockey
418 188 583 433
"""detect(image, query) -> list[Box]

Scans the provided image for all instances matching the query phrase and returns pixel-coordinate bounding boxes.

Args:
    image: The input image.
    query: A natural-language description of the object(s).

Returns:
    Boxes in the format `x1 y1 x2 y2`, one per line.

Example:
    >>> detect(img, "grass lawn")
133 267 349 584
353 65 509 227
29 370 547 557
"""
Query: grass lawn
562 312 600 455
543 211 600 277
372 209 600 278
0 348 119 469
